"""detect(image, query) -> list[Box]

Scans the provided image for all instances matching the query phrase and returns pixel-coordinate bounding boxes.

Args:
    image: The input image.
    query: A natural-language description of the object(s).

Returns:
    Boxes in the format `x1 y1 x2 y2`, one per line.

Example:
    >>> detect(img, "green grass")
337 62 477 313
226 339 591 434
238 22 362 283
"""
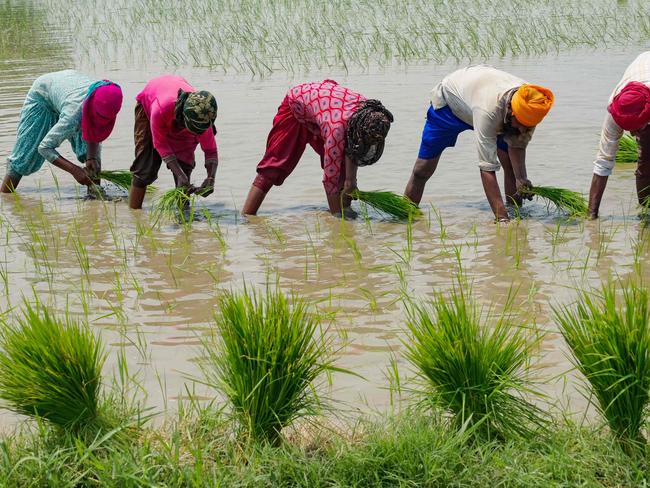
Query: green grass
616 133 638 164
554 280 650 453
352 190 422 220
525 186 588 217
403 284 547 440
0 408 648 487
200 288 343 445
0 301 106 432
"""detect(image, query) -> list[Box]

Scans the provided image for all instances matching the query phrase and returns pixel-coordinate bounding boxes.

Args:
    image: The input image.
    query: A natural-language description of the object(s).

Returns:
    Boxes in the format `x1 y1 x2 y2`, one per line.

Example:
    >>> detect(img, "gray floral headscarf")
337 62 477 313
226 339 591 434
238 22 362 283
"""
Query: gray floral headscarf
175 89 218 134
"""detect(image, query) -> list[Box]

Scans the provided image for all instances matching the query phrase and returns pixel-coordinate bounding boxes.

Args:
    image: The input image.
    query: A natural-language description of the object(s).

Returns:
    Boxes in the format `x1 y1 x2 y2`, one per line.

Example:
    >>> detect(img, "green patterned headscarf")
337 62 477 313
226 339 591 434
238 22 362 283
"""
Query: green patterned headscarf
174 89 218 134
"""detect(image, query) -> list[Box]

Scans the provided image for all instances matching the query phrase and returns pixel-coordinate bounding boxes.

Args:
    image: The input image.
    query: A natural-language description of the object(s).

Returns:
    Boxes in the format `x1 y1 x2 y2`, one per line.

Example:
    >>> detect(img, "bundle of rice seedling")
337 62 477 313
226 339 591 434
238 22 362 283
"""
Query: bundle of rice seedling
99 170 133 191
200 288 340 445
403 284 546 440
351 190 422 220
525 186 588 217
152 187 193 223
554 280 650 454
0 302 106 432
616 133 638 164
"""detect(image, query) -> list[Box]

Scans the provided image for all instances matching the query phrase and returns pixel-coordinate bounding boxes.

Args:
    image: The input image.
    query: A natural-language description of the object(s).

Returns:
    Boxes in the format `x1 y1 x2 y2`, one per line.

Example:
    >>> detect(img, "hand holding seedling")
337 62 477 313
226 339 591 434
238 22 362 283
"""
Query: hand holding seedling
196 177 215 197
515 178 534 201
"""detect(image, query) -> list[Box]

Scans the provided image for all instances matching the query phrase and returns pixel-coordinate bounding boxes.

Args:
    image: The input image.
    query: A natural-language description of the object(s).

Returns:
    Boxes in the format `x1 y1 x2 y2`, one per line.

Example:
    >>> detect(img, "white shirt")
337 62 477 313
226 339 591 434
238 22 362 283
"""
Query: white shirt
594 51 650 176
430 65 534 172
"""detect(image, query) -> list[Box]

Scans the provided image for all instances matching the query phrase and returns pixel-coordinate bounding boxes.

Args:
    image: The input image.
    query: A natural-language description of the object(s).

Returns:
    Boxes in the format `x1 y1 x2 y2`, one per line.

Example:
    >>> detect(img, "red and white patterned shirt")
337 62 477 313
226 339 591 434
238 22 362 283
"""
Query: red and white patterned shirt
287 80 365 195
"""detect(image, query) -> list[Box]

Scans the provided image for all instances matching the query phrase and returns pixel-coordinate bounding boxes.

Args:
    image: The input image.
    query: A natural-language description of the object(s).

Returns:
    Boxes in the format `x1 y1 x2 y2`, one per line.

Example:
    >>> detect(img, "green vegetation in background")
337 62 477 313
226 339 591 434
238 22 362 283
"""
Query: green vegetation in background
616 133 639 164
41 0 650 74
0 0 68 61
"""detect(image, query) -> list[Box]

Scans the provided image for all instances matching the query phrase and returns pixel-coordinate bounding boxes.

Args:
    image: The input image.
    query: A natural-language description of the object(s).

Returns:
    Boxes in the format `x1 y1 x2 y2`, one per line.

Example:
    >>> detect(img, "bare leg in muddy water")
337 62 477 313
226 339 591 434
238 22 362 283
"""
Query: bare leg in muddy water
1 174 21 193
403 156 440 205
242 185 266 215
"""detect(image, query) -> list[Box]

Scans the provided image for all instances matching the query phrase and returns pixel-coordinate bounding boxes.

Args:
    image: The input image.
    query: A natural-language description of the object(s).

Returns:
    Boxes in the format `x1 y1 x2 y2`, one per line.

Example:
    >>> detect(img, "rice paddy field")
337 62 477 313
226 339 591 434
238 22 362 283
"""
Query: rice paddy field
3 0 650 484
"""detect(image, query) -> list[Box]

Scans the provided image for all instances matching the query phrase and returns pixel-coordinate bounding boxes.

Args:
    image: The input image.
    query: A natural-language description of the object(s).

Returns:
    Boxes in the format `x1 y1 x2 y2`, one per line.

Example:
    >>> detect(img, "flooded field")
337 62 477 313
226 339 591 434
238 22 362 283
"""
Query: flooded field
1 0 650 428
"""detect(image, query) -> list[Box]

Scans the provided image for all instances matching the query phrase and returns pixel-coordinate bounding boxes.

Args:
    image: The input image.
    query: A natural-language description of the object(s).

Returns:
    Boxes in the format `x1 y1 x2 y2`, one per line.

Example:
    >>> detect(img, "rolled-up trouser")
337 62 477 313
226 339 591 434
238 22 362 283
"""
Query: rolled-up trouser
7 86 86 178
253 95 325 193
130 103 192 187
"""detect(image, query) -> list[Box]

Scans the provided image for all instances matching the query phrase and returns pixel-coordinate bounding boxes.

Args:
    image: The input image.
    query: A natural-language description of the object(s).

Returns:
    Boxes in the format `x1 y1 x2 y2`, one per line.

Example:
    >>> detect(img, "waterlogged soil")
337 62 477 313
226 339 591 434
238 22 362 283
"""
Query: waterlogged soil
1 9 649 426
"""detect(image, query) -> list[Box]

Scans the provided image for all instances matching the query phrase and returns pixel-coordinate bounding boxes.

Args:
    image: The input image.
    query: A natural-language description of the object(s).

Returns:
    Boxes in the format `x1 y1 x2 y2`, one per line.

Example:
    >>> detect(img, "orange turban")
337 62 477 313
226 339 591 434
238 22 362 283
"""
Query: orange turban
511 84 554 127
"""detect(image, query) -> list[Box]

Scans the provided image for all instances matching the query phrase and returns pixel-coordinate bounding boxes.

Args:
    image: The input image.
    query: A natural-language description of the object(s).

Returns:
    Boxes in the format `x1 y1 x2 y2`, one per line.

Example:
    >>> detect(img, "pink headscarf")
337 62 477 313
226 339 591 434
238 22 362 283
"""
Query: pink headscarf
608 81 650 131
81 82 123 143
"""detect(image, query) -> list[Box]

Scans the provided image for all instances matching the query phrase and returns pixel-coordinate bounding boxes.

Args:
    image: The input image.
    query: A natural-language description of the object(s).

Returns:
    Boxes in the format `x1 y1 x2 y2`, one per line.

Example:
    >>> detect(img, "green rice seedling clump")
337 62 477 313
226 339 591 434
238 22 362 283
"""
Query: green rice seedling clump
98 170 133 191
351 190 422 220
554 280 650 452
525 186 588 217
201 287 339 445
152 187 193 222
0 302 106 432
403 284 546 440
616 133 638 164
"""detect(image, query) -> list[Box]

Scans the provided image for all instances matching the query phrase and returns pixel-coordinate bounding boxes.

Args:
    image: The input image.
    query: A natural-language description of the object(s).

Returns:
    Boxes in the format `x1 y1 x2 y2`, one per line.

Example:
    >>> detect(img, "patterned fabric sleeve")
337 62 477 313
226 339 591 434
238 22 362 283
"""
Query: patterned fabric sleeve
321 122 347 195
37 104 82 162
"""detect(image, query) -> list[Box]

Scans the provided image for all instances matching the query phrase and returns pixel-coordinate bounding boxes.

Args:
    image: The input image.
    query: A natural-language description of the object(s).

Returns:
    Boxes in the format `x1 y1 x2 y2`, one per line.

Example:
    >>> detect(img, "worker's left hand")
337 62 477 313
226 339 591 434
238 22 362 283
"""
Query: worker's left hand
196 177 215 197
515 178 533 201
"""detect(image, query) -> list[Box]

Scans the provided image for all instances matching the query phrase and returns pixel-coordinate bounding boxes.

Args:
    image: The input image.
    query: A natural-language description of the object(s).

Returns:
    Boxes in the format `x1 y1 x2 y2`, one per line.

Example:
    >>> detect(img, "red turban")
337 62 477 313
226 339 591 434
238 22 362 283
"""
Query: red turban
608 81 650 131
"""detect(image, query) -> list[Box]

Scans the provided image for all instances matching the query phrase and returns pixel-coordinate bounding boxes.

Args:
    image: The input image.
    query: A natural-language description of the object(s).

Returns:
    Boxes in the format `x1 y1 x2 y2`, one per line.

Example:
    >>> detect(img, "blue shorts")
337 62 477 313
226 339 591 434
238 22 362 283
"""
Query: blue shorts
417 105 508 160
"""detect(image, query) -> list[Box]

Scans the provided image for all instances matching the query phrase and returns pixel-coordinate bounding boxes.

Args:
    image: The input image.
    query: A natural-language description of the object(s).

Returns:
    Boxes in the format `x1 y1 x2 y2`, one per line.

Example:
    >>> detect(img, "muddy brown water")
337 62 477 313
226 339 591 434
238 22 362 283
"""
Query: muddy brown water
1 15 649 427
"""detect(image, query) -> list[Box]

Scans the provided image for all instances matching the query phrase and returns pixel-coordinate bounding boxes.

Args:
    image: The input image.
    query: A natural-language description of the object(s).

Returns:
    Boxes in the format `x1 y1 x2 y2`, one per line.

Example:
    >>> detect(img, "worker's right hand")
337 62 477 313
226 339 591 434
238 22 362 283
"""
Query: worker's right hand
73 166 94 186
175 172 190 189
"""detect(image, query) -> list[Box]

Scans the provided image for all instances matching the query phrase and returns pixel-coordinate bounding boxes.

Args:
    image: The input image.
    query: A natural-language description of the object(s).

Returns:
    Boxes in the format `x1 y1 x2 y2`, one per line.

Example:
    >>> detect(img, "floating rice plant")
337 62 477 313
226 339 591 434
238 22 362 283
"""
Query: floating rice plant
524 186 588 217
0 302 106 432
616 134 638 164
152 187 194 223
352 190 422 220
403 284 546 440
554 281 650 453
200 288 341 445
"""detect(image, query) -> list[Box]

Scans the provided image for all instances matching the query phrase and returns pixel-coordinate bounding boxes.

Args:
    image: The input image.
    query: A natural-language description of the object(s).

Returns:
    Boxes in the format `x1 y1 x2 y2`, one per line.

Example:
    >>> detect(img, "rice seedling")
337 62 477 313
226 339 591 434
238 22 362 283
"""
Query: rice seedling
199 287 343 445
151 187 194 224
524 186 588 217
351 190 422 220
0 301 106 432
98 170 133 191
403 283 547 440
615 133 638 164
554 280 650 454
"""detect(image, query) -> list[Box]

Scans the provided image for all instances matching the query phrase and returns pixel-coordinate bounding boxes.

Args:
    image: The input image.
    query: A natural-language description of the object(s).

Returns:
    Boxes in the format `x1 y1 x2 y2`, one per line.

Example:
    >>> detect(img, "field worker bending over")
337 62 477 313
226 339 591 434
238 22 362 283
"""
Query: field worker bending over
1 70 122 193
589 52 650 219
241 79 394 216
128 75 218 209
404 65 554 222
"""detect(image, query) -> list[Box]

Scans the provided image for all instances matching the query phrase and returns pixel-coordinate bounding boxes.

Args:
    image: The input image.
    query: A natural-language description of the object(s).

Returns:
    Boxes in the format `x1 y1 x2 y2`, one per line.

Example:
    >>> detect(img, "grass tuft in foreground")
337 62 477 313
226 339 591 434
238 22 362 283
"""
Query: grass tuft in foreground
616 133 638 164
352 190 422 220
0 301 106 433
200 288 342 445
403 284 547 440
525 186 588 217
554 280 650 453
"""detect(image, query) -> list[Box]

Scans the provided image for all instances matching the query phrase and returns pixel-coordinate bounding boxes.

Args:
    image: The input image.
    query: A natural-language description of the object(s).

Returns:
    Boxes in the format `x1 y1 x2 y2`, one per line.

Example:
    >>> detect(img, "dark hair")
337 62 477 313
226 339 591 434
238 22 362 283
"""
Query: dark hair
345 99 394 166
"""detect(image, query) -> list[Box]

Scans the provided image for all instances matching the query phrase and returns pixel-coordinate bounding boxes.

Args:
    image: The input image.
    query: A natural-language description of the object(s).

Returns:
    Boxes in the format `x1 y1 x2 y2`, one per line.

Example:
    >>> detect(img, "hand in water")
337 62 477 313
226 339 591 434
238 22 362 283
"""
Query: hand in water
515 178 533 201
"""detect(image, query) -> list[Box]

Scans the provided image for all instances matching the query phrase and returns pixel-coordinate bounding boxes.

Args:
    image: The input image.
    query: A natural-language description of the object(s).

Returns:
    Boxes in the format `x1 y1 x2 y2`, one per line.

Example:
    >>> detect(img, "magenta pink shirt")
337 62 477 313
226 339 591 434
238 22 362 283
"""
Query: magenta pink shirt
287 80 365 195
136 75 218 166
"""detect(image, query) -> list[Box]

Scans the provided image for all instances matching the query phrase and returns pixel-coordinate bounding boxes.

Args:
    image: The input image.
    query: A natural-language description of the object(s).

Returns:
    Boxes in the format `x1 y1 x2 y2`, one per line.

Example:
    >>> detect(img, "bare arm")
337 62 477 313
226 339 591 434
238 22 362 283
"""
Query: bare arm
85 142 101 184
588 174 608 219
480 170 509 221
507 146 532 196
326 156 358 215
